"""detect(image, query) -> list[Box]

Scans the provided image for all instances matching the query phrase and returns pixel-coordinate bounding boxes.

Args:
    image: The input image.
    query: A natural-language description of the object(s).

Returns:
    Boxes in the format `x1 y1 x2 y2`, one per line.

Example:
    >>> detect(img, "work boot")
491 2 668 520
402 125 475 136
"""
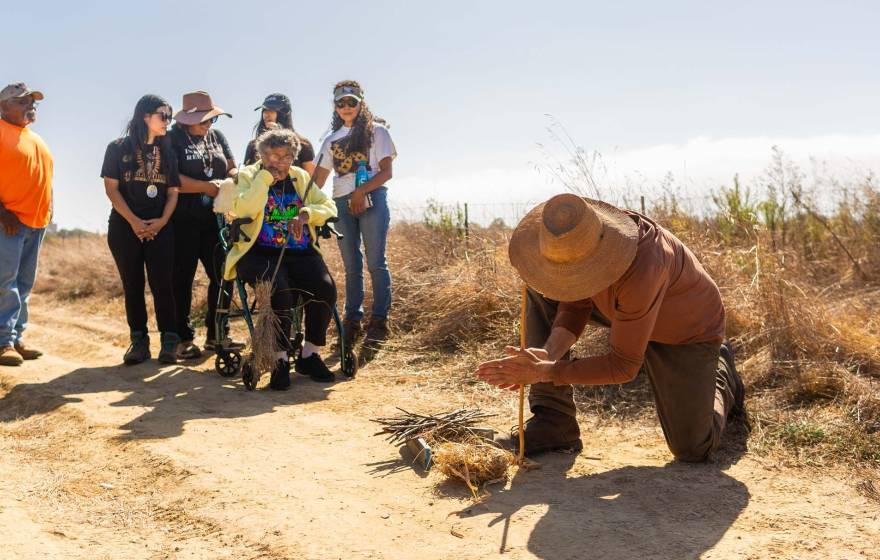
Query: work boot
0 346 24 367
360 317 389 363
295 353 335 383
341 318 362 352
14 341 42 360
720 341 747 421
123 331 151 365
158 332 180 364
270 358 291 390
497 406 583 456
177 340 202 360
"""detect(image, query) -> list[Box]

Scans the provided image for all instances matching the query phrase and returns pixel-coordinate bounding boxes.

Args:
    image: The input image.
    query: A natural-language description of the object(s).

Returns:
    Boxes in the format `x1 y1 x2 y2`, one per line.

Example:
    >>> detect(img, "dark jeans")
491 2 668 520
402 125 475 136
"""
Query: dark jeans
107 212 176 334
236 250 336 348
172 213 223 342
525 288 737 462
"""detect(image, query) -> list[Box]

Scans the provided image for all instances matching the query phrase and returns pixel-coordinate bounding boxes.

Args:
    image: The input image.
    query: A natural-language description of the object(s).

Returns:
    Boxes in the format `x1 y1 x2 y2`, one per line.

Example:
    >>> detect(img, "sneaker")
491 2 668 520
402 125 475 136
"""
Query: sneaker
269 358 291 390
0 346 23 367
496 406 583 457
158 332 180 364
177 340 202 360
294 353 335 383
14 342 42 360
123 332 151 365
360 317 389 363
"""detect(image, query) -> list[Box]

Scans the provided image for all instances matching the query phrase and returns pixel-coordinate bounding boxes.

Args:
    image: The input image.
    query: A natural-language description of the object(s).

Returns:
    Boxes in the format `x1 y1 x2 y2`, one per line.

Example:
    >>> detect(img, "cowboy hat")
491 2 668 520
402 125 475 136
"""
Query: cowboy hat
508 194 639 302
174 91 231 125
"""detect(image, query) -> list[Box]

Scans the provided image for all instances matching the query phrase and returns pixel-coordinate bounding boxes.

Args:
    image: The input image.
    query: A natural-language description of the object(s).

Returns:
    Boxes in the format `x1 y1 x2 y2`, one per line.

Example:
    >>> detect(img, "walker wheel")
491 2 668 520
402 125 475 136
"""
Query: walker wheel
241 356 257 391
342 349 358 378
215 350 242 377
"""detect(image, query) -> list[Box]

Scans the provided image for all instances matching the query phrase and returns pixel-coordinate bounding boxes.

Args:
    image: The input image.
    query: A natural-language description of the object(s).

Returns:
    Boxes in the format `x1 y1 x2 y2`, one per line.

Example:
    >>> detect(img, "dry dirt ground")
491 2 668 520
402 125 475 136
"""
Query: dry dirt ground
1 301 878 560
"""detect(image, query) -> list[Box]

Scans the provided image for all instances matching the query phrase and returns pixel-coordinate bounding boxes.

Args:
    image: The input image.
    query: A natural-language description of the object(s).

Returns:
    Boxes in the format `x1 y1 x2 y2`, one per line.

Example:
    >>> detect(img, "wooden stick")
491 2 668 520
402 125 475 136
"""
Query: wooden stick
518 284 528 465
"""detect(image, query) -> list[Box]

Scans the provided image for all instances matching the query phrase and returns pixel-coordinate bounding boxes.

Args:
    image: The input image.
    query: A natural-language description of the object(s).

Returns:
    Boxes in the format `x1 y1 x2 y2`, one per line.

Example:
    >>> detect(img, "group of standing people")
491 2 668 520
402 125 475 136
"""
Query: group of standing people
98 81 396 380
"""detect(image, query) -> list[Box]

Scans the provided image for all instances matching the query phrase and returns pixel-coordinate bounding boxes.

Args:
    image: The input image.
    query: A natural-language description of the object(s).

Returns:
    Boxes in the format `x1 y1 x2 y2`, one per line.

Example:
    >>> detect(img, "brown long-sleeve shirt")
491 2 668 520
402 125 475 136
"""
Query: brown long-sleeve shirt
550 212 725 386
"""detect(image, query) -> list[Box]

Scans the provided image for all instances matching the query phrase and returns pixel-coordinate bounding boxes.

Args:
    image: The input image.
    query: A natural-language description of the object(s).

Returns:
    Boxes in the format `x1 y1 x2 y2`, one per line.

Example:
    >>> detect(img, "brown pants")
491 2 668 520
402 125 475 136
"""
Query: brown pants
525 289 737 462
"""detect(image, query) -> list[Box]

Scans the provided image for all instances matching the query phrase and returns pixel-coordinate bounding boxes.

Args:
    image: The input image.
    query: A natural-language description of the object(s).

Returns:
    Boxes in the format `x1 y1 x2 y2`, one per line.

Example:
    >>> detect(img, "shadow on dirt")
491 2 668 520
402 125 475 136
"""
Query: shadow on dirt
454 451 749 559
0 358 337 440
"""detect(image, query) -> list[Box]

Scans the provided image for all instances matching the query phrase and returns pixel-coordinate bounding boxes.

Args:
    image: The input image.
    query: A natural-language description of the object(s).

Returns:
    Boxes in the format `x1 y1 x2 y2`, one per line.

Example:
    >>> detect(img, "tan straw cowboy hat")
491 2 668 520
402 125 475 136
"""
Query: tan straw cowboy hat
173 91 231 125
508 193 639 302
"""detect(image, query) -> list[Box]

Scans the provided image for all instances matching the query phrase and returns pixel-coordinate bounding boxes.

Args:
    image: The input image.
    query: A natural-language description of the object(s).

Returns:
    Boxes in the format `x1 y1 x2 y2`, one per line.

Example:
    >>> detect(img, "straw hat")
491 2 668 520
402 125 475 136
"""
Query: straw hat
508 194 639 302
174 91 231 125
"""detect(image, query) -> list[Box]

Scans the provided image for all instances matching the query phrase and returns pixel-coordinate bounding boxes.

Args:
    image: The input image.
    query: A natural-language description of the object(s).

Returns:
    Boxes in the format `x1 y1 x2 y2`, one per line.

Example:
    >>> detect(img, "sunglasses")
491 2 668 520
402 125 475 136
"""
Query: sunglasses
152 111 173 122
200 116 219 125
334 98 360 109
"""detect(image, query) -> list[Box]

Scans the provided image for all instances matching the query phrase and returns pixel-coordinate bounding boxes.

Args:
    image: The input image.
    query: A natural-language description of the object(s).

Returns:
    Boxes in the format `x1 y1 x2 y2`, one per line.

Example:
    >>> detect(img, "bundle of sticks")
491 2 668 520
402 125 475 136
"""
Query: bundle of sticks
372 408 495 445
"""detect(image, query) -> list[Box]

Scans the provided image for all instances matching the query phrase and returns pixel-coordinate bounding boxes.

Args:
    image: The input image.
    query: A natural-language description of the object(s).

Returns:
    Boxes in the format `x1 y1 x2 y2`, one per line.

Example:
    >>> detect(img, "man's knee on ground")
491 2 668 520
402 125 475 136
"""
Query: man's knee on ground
668 438 713 463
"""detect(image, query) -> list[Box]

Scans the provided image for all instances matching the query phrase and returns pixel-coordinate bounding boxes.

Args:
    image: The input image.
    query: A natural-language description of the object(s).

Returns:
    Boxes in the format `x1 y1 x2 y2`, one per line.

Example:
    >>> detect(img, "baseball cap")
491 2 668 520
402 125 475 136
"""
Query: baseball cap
0 82 44 102
333 85 363 102
255 93 291 112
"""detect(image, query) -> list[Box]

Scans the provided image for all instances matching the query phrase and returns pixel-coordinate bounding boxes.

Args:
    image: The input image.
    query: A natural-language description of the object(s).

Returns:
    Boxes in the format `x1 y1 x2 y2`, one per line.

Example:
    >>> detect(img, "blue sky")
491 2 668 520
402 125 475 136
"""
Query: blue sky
5 0 880 229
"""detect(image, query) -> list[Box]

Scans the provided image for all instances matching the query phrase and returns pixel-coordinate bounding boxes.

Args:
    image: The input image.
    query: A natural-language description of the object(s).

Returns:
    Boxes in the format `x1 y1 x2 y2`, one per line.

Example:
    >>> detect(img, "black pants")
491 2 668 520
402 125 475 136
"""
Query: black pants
236 250 337 348
107 212 176 334
172 213 223 342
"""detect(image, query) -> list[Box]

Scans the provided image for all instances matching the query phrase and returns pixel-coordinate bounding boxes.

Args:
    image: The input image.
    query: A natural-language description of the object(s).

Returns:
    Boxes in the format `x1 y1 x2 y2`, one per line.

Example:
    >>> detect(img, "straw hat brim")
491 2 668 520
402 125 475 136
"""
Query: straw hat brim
173 107 231 125
508 197 639 302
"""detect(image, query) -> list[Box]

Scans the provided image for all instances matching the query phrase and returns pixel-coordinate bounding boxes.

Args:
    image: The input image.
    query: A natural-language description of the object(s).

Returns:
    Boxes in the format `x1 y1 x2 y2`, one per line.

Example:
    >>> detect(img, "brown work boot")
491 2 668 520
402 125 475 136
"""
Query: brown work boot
341 318 362 352
0 346 24 366
14 341 42 360
360 317 389 363
497 406 583 456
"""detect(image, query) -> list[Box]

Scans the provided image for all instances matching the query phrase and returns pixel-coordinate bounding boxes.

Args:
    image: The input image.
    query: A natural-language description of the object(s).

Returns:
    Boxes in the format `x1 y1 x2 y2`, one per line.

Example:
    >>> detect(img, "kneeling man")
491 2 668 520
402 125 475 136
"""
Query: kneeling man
477 194 744 462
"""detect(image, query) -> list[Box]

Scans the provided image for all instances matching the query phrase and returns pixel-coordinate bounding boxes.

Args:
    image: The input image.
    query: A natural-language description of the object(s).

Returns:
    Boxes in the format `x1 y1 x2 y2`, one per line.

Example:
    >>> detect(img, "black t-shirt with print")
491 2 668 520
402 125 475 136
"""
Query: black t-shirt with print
243 133 315 168
170 126 235 220
100 138 181 220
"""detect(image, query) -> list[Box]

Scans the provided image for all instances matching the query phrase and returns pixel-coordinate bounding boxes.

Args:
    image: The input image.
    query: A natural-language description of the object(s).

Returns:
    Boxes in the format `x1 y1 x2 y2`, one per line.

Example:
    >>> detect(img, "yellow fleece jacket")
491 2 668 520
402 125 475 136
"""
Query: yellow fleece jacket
215 163 337 280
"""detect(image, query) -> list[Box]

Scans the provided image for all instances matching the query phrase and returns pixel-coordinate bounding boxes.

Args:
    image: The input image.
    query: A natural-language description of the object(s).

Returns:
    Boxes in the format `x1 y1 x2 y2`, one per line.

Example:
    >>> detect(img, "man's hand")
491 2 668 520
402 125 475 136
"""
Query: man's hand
349 188 367 215
0 208 21 236
476 349 555 390
289 209 310 242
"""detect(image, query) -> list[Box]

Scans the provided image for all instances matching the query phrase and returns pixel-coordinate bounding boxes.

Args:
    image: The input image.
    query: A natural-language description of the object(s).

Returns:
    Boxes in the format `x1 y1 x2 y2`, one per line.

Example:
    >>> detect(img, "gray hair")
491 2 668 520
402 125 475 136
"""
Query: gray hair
256 126 301 161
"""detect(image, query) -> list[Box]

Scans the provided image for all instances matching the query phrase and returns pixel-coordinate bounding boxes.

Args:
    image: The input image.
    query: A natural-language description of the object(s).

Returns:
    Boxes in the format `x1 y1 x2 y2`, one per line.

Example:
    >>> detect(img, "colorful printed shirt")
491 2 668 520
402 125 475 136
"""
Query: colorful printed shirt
255 177 312 252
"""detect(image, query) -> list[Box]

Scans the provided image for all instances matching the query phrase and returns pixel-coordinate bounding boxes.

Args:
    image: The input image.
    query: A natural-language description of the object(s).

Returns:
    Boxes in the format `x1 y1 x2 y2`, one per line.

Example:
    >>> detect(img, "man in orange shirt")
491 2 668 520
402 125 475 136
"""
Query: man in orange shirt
476 194 745 462
0 82 53 366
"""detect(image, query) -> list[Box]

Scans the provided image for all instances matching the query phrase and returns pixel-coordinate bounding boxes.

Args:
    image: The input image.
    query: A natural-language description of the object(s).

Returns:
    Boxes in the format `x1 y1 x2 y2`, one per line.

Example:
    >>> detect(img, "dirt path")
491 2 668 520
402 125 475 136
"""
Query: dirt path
0 302 878 559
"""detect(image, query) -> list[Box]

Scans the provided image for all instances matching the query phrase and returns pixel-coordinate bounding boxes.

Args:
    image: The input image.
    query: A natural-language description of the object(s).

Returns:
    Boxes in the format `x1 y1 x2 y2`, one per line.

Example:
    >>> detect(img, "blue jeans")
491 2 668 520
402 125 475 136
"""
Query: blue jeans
0 224 46 348
334 187 391 322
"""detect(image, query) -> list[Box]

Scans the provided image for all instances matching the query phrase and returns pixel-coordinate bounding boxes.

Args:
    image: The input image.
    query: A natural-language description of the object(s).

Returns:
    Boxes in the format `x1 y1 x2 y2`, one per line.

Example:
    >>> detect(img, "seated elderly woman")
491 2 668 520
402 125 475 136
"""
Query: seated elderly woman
214 128 338 389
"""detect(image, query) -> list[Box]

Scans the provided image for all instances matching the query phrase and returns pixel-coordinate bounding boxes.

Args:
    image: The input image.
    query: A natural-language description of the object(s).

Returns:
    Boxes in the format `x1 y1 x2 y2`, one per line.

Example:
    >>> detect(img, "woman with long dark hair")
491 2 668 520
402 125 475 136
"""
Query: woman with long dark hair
101 94 181 365
169 91 238 358
313 80 396 362
243 93 316 175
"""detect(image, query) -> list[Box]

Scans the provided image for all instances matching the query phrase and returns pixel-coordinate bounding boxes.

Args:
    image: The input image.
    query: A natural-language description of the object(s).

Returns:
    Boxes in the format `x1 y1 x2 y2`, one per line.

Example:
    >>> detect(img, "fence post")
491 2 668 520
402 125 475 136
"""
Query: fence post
640 195 646 215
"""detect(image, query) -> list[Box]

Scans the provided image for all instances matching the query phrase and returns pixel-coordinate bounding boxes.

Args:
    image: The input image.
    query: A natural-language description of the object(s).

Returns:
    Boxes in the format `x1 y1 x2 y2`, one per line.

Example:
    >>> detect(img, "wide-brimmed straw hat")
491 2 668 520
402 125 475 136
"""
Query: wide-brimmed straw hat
508 194 639 302
174 91 231 125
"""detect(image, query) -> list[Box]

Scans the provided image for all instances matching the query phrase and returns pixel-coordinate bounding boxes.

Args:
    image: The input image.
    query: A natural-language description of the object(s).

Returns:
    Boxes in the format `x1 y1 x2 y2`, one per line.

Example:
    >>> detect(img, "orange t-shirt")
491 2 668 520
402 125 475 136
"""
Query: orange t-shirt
0 119 54 228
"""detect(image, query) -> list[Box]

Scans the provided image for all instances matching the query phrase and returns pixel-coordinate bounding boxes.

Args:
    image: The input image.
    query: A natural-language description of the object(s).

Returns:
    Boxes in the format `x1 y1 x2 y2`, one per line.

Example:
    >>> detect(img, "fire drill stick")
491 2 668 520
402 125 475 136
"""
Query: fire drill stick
518 284 528 465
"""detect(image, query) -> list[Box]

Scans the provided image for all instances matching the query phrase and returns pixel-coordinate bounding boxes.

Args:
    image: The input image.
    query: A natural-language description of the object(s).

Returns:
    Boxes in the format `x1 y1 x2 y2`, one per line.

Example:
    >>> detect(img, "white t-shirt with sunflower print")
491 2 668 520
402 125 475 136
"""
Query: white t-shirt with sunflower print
317 123 396 199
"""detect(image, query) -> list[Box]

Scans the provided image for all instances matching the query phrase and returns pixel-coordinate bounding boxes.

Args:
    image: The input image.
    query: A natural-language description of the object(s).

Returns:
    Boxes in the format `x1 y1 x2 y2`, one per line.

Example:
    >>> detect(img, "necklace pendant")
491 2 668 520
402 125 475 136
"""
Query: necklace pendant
146 184 158 198
204 167 213 178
